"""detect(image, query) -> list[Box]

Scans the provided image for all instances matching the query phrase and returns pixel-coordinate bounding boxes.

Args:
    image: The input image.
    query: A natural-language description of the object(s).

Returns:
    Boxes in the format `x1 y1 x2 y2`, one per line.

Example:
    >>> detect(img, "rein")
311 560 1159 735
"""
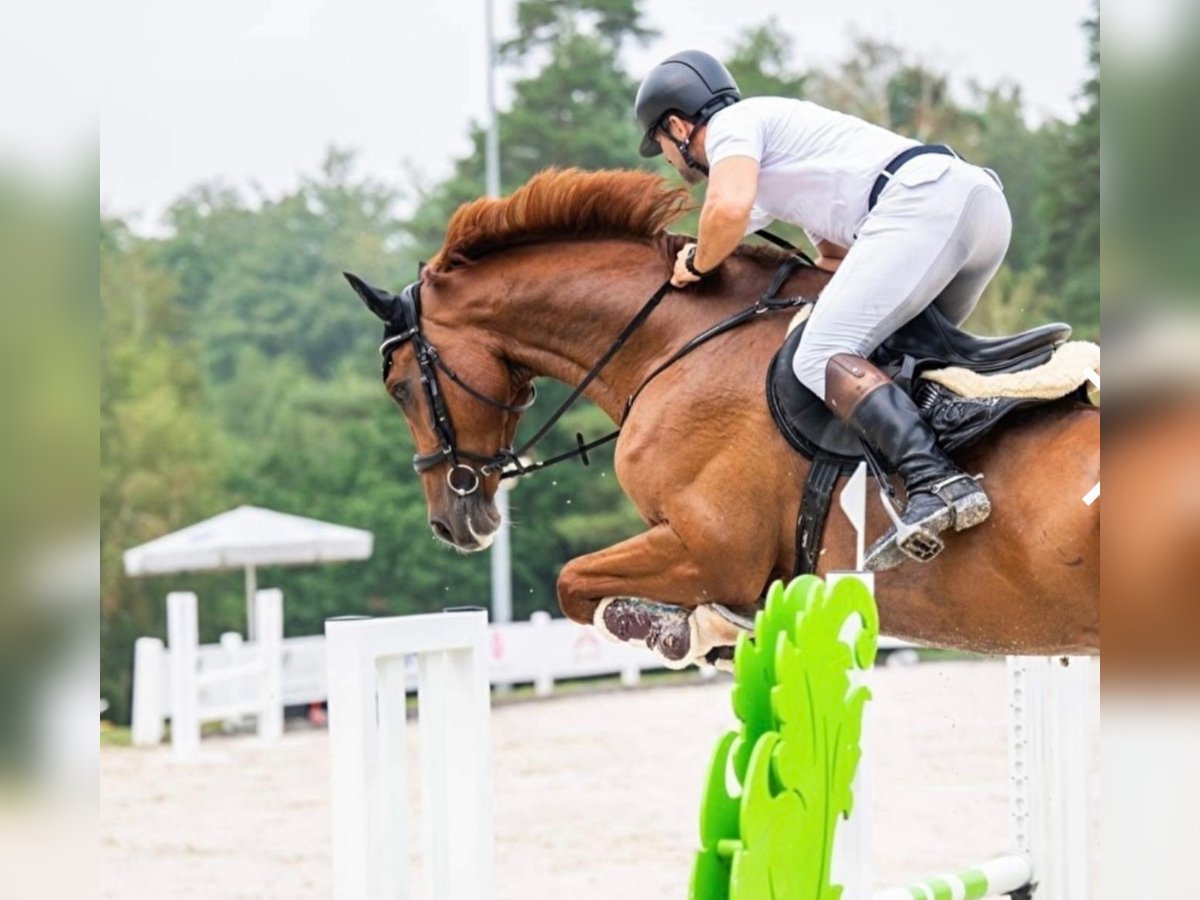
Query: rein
379 233 816 496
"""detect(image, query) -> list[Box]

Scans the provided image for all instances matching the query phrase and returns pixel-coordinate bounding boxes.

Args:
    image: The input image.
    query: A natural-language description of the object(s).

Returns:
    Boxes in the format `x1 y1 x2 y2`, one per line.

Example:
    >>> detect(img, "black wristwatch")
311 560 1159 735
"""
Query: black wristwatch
685 245 709 278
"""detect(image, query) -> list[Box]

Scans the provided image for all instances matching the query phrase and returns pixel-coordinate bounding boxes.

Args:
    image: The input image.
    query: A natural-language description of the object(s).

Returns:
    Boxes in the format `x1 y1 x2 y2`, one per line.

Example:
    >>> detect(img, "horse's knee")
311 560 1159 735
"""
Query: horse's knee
555 562 598 626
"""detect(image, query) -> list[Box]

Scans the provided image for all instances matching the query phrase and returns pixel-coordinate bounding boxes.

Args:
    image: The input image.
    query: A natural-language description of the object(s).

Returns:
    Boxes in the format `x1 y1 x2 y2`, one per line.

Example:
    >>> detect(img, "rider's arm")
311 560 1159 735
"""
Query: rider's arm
693 156 761 272
815 239 848 273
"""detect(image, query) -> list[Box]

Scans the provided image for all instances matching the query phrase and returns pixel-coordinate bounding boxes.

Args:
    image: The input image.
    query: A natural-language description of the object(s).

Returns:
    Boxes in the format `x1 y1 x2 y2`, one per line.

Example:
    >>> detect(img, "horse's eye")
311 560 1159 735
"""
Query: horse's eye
390 382 411 406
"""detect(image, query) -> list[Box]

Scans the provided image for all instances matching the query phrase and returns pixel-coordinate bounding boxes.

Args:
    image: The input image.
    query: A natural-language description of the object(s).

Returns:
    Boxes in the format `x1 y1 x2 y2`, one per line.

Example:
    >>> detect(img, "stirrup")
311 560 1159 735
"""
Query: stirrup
878 488 946 563
925 472 991 532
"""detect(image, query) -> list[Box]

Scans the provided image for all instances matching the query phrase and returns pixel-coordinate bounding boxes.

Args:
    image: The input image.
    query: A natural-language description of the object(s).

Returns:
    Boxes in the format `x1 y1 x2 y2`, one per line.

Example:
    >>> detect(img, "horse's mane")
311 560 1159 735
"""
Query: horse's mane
426 168 692 274
425 166 794 277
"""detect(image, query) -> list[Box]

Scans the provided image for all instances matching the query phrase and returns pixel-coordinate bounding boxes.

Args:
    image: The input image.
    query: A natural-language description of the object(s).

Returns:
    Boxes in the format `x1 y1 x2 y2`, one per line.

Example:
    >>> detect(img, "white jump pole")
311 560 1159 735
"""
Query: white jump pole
326 608 493 900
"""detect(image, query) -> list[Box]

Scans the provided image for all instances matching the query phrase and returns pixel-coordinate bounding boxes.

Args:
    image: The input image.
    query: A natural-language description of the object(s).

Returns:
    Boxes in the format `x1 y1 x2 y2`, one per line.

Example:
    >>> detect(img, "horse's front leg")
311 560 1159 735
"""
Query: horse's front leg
556 525 763 669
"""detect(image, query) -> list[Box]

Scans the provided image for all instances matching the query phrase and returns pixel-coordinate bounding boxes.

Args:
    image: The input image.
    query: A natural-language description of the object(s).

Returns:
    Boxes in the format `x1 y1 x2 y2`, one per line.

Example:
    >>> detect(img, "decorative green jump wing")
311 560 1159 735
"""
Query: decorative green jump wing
690 575 879 900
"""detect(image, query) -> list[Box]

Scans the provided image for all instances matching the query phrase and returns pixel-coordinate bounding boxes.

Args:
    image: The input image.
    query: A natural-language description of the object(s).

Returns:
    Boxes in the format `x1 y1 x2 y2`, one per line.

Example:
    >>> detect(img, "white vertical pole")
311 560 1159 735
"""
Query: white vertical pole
490 488 512 626
327 616 385 899
166 591 200 759
255 588 284 742
418 615 493 900
484 0 500 199
130 637 165 746
245 564 258 642
491 486 513 694
485 0 513 684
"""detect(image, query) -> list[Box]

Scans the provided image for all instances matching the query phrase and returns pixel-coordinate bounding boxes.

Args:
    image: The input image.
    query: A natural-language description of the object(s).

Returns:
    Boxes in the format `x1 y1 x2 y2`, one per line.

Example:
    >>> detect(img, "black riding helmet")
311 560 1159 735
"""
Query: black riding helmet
635 50 741 158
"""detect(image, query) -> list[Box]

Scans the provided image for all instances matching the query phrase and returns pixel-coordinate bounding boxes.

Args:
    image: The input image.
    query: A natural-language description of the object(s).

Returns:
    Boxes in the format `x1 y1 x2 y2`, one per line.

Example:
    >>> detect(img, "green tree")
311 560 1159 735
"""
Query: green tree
1036 12 1099 335
406 0 658 260
100 218 223 721
154 149 415 383
725 20 808 99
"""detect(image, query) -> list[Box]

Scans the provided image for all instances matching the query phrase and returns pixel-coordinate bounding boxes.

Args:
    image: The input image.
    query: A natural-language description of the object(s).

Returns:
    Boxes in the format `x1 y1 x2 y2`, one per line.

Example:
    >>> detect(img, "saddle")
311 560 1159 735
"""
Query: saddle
768 304 1075 467
767 304 1087 576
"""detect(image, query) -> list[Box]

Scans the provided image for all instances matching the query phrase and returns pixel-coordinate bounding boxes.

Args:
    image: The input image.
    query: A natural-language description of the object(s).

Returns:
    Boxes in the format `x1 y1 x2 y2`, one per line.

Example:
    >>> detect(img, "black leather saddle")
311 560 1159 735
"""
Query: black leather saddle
767 304 1073 468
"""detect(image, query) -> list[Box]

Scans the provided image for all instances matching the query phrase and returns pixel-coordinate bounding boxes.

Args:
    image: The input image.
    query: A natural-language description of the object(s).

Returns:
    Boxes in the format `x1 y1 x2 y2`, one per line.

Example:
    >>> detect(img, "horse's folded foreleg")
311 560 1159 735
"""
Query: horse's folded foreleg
593 598 749 669
556 525 760 669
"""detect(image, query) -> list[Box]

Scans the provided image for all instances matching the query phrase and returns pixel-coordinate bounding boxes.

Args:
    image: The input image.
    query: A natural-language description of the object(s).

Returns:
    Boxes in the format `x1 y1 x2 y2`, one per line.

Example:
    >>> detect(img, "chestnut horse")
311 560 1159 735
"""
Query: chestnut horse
353 169 1099 664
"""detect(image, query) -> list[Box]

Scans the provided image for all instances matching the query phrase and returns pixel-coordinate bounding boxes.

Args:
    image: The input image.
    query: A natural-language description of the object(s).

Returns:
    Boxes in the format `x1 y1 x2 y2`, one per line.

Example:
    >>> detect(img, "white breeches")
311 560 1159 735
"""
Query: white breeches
792 156 1013 398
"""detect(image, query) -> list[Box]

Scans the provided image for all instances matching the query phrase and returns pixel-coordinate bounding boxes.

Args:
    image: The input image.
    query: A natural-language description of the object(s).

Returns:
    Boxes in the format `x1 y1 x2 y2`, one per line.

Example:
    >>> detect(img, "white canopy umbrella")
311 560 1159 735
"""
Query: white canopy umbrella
123 505 374 639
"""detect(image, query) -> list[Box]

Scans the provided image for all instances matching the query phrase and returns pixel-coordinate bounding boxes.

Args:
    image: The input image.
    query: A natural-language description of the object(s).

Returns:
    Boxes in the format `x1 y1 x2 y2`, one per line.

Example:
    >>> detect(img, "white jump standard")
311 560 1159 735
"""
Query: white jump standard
325 608 494 900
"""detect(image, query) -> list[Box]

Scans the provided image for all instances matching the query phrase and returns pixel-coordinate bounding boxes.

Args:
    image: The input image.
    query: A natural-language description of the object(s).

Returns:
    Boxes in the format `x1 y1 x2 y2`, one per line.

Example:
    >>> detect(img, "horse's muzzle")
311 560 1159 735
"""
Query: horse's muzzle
429 495 501 552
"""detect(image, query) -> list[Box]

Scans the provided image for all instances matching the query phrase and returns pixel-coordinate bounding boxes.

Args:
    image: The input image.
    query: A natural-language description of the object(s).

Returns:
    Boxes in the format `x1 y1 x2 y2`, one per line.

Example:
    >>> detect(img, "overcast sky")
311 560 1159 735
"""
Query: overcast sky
99 0 1094 231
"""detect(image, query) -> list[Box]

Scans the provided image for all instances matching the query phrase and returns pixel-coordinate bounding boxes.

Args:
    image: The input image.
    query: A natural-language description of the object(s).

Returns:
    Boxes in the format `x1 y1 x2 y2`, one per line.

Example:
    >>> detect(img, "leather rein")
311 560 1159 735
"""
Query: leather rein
379 236 816 498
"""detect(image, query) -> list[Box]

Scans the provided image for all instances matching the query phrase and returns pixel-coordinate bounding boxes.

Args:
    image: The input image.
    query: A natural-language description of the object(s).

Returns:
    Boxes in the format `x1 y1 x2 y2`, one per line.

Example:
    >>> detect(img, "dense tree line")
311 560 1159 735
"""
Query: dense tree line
100 1 1099 722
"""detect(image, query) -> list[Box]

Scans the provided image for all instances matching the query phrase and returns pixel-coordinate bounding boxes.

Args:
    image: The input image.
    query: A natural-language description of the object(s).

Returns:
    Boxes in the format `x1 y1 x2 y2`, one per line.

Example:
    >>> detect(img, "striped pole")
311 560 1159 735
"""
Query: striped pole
872 854 1032 900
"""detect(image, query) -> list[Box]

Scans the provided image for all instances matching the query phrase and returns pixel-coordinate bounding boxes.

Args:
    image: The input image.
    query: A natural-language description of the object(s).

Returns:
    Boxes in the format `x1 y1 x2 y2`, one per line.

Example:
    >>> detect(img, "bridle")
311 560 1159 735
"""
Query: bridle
379 280 536 497
371 240 816 498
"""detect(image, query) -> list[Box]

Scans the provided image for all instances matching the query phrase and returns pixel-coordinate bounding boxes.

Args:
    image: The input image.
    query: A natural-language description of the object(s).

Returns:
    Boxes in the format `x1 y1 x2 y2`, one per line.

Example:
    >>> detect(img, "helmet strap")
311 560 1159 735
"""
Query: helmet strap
662 118 710 178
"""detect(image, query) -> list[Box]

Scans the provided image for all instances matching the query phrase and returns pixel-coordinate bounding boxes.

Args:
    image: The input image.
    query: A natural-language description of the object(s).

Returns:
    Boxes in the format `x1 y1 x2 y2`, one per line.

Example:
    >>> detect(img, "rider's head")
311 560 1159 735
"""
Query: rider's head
635 50 741 184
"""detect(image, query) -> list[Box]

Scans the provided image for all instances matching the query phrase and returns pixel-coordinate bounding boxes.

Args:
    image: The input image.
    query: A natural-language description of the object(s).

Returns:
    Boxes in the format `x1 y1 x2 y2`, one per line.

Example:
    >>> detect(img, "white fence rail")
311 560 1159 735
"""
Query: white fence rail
131 598 913 752
130 589 284 758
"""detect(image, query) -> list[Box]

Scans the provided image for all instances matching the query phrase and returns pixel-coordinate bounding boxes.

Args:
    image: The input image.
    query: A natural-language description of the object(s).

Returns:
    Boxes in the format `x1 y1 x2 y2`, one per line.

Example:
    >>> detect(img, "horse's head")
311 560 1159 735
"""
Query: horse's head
345 271 535 552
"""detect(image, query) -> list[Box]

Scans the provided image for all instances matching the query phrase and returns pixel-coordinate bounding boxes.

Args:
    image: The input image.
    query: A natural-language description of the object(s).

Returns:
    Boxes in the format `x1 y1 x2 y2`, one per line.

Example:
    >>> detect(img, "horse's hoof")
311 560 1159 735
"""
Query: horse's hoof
594 598 694 668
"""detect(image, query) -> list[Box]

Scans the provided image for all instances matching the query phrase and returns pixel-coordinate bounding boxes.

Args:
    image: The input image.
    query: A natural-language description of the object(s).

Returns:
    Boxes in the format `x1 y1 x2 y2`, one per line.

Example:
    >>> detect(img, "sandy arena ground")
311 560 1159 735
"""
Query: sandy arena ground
100 660 1099 899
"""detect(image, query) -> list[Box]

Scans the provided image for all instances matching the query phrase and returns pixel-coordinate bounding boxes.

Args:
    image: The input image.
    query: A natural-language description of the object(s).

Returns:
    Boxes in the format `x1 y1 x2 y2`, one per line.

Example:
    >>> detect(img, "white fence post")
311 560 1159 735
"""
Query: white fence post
217 632 244 732
130 637 165 746
326 609 493 900
166 591 200 759
256 588 284 742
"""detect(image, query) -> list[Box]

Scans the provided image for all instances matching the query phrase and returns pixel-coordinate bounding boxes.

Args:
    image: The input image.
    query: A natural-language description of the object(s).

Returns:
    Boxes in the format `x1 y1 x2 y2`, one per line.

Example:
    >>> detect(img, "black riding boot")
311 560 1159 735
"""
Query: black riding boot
825 354 991 570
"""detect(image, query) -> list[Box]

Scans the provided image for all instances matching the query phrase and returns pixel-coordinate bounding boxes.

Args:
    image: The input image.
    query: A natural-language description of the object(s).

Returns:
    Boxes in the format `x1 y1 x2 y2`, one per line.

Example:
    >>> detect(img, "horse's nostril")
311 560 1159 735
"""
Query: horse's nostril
430 519 454 542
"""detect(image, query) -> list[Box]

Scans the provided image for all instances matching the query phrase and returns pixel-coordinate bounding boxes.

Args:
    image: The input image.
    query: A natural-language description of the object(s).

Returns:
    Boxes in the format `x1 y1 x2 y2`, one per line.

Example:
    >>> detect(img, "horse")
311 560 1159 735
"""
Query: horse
349 168 1099 666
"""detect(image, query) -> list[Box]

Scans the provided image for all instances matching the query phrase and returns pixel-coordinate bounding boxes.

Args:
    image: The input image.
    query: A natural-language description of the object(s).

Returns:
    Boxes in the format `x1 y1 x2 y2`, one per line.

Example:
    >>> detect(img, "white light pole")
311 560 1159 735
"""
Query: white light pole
485 0 513 630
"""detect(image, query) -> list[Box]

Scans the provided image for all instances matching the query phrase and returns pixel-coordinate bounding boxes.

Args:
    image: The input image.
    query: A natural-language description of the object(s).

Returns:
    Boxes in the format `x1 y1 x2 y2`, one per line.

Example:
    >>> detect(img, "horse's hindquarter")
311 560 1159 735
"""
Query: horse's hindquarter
862 401 1101 655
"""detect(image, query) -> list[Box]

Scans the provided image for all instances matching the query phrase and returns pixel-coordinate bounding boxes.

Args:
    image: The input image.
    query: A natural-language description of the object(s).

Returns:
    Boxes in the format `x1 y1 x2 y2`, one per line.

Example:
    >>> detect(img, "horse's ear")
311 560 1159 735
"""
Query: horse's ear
344 271 396 322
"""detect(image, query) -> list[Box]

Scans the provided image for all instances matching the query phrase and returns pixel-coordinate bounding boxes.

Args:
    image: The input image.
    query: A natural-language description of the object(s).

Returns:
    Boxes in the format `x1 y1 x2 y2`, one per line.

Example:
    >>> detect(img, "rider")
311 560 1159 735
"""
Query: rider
635 50 1011 569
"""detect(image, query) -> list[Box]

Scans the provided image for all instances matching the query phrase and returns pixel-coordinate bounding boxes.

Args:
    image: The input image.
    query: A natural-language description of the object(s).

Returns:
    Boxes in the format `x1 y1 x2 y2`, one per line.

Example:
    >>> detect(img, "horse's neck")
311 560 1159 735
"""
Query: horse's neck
465 241 817 423
476 245 693 423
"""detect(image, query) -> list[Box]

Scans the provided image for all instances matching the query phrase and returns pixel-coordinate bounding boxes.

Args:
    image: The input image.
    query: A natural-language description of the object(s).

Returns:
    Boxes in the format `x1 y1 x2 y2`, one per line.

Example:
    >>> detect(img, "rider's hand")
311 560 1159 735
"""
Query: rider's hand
671 243 704 288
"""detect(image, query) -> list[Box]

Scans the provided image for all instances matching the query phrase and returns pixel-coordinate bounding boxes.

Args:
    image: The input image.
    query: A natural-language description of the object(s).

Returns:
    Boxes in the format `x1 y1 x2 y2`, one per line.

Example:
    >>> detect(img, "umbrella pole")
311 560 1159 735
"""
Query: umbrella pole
245 565 258 641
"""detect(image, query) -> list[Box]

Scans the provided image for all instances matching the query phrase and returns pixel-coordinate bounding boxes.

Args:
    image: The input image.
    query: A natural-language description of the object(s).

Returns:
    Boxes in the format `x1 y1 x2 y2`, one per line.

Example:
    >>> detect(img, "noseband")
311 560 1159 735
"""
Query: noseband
380 280 535 497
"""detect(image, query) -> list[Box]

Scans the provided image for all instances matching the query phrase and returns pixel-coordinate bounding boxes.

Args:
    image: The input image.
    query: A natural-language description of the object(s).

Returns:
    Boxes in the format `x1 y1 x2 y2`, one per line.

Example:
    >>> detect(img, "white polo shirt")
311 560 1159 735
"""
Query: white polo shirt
705 96 919 248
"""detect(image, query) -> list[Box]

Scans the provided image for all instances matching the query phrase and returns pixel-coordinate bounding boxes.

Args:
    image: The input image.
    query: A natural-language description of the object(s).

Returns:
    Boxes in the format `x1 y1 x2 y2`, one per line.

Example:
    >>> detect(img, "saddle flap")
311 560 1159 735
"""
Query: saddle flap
767 304 1069 465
